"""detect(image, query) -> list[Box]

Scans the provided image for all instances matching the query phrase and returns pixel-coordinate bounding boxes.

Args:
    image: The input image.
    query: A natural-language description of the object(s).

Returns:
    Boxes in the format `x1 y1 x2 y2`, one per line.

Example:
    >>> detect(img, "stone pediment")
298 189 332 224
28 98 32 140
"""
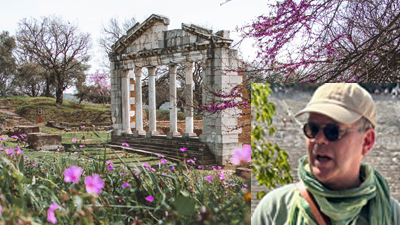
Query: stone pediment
111 14 234 60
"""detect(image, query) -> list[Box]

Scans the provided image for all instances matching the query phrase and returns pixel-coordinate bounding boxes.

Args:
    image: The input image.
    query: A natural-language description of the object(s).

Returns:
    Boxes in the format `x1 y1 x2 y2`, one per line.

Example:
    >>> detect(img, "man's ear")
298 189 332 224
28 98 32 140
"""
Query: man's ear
362 129 375 156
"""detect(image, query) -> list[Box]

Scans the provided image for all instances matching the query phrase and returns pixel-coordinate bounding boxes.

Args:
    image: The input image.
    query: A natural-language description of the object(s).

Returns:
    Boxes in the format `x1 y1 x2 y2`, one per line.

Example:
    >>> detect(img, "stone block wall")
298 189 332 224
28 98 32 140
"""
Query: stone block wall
200 47 242 165
27 133 62 151
110 67 122 132
237 71 250 146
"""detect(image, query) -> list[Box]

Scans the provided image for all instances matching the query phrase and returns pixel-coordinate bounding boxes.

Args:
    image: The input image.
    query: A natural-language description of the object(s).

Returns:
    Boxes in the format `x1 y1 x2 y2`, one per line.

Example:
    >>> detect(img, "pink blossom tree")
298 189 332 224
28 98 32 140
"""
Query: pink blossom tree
89 70 111 104
239 0 400 82
75 70 110 105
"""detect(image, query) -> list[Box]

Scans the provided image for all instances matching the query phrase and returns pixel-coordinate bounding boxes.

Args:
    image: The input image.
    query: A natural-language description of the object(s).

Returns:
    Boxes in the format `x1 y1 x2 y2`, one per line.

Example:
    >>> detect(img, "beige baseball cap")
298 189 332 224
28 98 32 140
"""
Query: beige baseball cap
295 84 376 128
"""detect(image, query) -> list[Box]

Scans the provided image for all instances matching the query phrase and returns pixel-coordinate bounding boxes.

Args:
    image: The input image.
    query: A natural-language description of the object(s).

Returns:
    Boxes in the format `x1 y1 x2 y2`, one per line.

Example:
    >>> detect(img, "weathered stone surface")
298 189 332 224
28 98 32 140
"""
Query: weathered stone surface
14 126 40 137
27 133 62 151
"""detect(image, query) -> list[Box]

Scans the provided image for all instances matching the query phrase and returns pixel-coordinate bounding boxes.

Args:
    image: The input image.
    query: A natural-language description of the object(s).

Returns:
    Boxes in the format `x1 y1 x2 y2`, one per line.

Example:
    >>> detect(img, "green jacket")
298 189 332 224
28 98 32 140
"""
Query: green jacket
252 184 400 225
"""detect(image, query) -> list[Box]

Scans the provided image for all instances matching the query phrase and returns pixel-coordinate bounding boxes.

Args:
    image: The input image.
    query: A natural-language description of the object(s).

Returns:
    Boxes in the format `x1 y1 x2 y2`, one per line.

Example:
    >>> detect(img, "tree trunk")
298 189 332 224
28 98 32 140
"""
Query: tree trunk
45 78 51 97
56 88 63 105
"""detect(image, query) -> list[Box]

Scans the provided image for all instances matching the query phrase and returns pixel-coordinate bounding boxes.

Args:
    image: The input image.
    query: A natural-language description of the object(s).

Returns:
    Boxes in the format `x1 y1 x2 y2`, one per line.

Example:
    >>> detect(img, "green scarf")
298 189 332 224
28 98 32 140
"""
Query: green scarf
286 156 392 225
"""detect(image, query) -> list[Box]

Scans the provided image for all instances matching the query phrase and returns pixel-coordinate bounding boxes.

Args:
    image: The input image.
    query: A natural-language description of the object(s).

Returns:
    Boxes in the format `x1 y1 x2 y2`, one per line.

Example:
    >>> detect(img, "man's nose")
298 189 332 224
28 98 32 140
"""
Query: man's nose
310 128 329 145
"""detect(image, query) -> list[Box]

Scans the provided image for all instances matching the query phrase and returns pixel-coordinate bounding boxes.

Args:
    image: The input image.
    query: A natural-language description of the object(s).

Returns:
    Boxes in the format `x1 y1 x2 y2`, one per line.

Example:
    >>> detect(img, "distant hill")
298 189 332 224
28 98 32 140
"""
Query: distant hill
63 93 79 101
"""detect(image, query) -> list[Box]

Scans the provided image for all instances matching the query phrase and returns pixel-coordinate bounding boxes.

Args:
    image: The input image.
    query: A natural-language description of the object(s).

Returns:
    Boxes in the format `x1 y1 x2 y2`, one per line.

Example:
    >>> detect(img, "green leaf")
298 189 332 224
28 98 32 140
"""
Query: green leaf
180 189 190 197
18 154 24 173
173 194 195 216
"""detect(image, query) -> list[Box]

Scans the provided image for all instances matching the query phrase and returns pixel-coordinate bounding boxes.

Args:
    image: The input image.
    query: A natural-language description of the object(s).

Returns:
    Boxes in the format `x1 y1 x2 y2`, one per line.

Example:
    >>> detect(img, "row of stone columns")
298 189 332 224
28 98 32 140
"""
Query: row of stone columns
121 62 197 138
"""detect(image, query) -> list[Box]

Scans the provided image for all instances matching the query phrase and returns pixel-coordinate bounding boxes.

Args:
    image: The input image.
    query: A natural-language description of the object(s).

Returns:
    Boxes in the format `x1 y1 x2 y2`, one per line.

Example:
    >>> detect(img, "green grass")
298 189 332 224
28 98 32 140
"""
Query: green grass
1 96 112 125
1 96 203 126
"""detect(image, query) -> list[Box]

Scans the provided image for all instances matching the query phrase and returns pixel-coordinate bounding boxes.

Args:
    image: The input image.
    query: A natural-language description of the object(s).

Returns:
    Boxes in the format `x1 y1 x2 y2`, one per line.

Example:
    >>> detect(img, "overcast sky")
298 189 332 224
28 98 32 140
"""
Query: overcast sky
1 0 268 91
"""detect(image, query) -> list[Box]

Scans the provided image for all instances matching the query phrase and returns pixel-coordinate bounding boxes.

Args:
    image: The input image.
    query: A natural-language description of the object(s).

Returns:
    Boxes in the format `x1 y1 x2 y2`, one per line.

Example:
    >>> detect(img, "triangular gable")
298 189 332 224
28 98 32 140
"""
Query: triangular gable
111 14 234 56
112 14 170 54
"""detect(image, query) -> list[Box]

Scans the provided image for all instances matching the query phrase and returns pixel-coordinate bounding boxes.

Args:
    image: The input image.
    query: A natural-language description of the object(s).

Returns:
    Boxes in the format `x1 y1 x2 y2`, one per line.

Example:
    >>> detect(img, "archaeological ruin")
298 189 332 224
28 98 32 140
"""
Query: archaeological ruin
109 14 244 165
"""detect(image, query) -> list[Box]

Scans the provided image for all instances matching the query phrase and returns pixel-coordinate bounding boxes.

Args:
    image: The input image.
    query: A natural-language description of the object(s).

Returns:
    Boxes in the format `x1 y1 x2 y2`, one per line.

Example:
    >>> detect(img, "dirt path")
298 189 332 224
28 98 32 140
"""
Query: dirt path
0 100 34 129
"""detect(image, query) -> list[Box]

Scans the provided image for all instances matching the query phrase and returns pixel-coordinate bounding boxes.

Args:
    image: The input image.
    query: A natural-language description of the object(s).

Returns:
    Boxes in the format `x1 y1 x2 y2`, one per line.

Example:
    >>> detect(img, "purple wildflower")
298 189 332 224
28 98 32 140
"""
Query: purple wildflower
145 196 154 202
47 202 58 224
230 145 251 166
121 183 131 188
63 166 83 183
85 174 104 194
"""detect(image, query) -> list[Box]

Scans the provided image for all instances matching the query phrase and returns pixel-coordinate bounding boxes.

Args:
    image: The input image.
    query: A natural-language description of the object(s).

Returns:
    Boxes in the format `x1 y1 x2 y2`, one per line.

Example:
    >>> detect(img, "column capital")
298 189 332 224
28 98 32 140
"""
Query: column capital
168 64 177 71
181 61 194 69
121 69 131 78
147 66 156 76
134 67 142 77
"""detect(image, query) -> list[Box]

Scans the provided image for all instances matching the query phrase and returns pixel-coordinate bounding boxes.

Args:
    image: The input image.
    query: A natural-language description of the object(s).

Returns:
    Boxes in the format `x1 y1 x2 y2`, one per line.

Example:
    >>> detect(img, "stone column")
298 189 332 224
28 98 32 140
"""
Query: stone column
182 62 196 138
133 67 145 137
167 64 180 139
146 66 159 137
121 69 132 134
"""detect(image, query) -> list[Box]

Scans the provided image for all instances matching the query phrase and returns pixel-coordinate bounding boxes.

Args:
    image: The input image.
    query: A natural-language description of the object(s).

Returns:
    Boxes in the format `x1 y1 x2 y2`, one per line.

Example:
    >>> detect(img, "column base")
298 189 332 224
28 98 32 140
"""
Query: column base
182 133 197 139
146 130 160 138
133 130 146 137
166 131 181 139
122 129 132 135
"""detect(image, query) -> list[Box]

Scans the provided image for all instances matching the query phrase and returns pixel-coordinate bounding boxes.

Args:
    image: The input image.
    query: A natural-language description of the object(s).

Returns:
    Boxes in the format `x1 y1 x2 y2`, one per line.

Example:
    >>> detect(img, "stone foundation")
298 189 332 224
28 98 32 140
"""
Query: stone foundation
14 126 40 137
27 132 63 151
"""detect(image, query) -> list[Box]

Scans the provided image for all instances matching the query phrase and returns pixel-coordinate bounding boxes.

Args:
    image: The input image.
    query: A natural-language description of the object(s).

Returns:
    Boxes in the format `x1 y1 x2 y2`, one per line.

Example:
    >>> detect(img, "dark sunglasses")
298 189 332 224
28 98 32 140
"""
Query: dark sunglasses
303 122 355 142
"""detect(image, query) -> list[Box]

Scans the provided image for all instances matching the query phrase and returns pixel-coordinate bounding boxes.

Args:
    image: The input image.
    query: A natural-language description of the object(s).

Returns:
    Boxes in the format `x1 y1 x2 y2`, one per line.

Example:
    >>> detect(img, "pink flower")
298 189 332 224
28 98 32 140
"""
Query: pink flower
107 164 113 170
121 183 131 188
85 174 104 194
5 149 14 156
218 173 225 180
63 166 83 183
47 202 58 224
15 147 23 154
142 163 150 167
72 138 76 142
230 145 251 166
33 162 36 166
11 135 18 139
198 166 202 169
79 145 84 148
205 175 214 182
73 152 78 154
0 137 5 141
122 143 129 147
180 147 186 152
145 196 154 202
160 159 167 164
106 160 112 164
171 166 174 170
187 159 195 164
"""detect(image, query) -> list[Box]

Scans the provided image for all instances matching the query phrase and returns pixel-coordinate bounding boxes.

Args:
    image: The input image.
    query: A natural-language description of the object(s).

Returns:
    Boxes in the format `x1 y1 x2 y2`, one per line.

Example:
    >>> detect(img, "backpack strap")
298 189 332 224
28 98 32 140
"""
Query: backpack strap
296 182 332 225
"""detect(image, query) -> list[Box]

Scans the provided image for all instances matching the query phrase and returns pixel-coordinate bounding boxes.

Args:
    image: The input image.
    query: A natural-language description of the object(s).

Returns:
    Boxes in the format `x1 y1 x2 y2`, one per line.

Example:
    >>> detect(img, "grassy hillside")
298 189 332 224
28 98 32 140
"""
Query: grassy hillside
1 96 203 126
1 96 112 125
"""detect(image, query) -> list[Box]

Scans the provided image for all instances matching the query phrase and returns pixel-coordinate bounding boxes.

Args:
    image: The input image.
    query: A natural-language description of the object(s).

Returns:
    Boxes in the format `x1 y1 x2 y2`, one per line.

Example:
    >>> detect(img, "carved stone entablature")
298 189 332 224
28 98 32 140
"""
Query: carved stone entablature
111 14 234 67
108 52 118 62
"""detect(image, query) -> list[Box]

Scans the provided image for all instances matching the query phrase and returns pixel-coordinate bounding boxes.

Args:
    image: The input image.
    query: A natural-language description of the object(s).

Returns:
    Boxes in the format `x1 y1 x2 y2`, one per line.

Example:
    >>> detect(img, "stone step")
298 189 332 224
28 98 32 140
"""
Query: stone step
109 145 217 166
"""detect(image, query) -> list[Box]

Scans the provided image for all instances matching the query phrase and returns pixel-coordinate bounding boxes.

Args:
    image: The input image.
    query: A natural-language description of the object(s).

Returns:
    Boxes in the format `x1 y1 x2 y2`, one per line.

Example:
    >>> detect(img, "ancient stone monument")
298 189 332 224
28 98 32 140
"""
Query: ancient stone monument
109 14 242 165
